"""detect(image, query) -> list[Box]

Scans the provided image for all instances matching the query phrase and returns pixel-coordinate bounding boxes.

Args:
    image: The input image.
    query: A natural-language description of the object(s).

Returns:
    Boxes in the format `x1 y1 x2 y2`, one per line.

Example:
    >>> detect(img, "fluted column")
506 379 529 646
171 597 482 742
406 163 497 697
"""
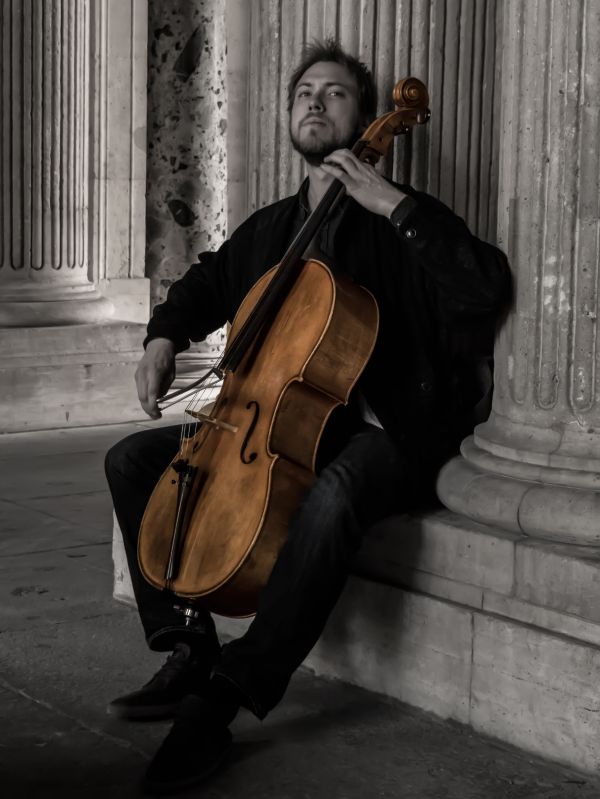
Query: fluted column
0 0 112 326
438 0 600 544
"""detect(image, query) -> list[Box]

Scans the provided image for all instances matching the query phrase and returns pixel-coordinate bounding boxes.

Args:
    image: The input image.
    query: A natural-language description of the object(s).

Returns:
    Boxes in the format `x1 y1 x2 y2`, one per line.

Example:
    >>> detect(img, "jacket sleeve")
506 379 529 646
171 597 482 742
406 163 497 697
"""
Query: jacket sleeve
143 219 255 353
390 188 512 321
143 244 231 353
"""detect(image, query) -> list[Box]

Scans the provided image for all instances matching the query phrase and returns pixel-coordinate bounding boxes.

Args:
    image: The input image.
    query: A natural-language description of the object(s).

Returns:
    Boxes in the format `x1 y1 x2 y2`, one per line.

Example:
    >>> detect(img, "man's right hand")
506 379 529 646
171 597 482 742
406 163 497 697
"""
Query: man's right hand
135 338 176 419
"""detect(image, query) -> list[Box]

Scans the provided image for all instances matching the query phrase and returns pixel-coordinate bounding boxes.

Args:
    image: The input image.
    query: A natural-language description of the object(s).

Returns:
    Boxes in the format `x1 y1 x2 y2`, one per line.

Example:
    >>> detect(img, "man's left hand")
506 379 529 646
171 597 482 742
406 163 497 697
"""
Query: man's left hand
320 149 407 218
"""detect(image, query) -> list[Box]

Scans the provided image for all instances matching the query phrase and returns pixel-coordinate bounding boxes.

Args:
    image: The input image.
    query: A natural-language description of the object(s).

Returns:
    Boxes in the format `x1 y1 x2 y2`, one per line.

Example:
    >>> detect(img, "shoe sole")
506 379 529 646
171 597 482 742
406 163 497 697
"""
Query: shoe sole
142 731 233 795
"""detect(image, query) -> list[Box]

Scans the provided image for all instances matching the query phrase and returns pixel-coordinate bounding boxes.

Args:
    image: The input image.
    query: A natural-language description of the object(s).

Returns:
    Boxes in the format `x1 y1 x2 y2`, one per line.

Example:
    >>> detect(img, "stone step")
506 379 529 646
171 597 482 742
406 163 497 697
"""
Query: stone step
306 576 600 775
112 507 600 775
360 509 600 642
214 571 600 775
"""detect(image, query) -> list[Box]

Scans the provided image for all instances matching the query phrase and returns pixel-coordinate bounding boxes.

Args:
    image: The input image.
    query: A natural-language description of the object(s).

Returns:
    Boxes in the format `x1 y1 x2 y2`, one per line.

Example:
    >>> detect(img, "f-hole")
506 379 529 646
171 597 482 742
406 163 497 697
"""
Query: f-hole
240 401 260 464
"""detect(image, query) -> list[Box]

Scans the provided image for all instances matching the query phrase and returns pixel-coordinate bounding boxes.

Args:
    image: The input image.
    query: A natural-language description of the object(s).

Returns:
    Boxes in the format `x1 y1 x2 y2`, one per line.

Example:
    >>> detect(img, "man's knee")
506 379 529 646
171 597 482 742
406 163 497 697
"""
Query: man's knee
105 431 144 483
315 460 356 511
105 425 182 487
291 463 361 556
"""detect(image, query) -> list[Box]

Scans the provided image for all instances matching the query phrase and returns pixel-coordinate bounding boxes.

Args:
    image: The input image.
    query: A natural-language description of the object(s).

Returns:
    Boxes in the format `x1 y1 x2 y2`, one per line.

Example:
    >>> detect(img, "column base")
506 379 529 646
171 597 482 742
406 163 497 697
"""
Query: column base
437 436 600 545
97 278 150 324
0 287 114 327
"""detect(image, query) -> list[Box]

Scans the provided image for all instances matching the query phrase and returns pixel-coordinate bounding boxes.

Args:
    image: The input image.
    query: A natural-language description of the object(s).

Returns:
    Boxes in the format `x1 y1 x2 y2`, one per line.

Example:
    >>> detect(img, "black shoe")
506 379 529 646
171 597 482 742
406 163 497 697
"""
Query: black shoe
143 696 233 795
107 642 215 721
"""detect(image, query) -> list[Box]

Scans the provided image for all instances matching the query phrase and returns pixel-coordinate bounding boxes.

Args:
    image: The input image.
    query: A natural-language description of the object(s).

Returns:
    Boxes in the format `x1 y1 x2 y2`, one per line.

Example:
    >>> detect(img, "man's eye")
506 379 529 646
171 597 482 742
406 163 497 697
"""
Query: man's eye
297 91 310 98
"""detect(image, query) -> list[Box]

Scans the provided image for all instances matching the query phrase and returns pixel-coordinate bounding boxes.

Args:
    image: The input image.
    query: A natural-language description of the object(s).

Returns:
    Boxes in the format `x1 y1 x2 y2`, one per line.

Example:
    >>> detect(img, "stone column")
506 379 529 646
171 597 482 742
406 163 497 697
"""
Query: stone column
0 0 112 326
145 0 228 391
437 0 600 545
0 0 150 432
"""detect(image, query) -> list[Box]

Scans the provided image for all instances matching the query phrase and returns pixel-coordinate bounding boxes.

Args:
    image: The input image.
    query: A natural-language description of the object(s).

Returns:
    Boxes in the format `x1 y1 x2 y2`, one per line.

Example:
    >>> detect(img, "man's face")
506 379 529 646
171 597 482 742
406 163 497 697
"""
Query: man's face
289 61 363 165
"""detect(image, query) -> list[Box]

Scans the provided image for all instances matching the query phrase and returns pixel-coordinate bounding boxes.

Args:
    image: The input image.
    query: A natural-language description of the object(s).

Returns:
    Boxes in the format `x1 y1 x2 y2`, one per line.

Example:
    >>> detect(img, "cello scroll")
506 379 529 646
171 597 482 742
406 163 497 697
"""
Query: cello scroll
356 77 430 166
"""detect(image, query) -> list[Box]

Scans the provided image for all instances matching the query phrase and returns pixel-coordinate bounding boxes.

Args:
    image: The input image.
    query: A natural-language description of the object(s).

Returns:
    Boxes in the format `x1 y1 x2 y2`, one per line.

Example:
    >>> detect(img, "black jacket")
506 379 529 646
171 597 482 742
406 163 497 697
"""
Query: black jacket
146 184 511 467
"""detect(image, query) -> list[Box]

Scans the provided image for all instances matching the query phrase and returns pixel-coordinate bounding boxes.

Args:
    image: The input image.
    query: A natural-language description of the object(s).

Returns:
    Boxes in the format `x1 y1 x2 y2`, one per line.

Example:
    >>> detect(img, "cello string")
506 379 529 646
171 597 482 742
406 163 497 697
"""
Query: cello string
180 367 223 459
154 368 222 460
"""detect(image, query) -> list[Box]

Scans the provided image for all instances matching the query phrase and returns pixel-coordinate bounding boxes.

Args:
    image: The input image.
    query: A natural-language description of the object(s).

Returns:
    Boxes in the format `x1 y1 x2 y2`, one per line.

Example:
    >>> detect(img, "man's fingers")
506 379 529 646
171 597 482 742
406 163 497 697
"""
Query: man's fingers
145 371 163 418
134 341 175 419
135 367 148 406
320 158 368 192
135 366 161 419
326 148 354 162
141 394 161 419
320 162 349 182
321 155 404 218
323 149 364 177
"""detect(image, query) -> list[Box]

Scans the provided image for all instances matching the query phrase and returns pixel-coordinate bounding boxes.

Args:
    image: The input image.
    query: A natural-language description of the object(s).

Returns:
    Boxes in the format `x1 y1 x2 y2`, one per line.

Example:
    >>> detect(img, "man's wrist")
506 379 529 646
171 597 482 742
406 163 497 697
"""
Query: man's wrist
389 194 419 231
386 191 409 217
384 191 407 219
145 337 176 353
376 188 407 219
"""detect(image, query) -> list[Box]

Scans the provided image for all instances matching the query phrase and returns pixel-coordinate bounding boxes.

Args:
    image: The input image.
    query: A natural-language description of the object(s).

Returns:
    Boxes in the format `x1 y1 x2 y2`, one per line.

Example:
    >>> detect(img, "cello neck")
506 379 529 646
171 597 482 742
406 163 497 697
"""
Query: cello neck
268 138 369 275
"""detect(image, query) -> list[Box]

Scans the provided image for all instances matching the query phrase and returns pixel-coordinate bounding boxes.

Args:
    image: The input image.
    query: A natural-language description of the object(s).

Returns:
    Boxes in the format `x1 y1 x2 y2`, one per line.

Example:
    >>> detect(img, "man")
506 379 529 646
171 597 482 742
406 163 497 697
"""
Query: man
105 40 510 794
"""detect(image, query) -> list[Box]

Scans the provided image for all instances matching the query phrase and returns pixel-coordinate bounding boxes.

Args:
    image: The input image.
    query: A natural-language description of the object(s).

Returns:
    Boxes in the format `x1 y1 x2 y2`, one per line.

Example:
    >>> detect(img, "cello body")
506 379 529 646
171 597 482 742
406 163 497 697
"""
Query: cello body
138 258 379 616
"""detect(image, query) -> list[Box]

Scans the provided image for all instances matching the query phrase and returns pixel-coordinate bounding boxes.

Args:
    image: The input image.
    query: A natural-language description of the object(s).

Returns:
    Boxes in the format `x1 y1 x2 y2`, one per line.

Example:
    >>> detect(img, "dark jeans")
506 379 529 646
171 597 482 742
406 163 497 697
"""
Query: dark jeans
105 421 413 718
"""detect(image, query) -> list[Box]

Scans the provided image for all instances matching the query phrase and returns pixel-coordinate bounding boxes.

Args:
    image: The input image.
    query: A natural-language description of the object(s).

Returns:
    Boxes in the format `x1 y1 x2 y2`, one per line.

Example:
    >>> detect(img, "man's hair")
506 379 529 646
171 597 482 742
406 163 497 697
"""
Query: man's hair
286 39 377 121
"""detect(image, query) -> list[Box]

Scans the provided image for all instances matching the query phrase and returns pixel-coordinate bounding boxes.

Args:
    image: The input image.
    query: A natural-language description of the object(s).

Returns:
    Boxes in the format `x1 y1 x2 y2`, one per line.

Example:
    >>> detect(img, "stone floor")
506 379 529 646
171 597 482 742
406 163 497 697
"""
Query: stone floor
1 421 600 798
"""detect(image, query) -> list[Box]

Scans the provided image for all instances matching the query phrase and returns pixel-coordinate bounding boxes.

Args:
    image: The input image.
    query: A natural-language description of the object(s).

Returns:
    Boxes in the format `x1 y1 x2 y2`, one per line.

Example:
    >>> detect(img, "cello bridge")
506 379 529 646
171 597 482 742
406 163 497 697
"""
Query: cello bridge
186 410 238 434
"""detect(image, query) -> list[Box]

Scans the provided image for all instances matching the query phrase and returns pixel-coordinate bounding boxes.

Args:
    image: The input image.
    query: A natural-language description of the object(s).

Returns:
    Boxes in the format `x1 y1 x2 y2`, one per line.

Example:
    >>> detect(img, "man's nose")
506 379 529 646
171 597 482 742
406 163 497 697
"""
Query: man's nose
308 94 324 111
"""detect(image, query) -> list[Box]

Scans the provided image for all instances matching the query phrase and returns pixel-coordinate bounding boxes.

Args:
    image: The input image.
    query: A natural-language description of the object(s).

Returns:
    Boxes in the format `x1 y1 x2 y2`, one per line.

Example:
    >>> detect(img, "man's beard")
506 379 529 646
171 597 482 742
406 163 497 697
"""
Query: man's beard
289 121 362 166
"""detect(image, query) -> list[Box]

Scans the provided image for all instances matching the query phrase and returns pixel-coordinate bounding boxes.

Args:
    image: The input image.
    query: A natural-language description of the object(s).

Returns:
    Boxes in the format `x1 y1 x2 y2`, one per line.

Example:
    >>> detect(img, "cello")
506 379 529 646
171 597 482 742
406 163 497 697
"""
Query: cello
137 77 430 618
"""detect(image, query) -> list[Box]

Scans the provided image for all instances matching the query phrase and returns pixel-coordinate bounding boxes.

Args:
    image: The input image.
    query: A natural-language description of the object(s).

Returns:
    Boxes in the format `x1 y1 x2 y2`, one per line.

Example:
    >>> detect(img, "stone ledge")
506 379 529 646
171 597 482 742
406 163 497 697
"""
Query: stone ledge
515 539 600 622
482 591 600 648
360 509 521 595
358 511 600 632
0 322 148 432
372 561 485 609
306 577 474 723
0 321 145 361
